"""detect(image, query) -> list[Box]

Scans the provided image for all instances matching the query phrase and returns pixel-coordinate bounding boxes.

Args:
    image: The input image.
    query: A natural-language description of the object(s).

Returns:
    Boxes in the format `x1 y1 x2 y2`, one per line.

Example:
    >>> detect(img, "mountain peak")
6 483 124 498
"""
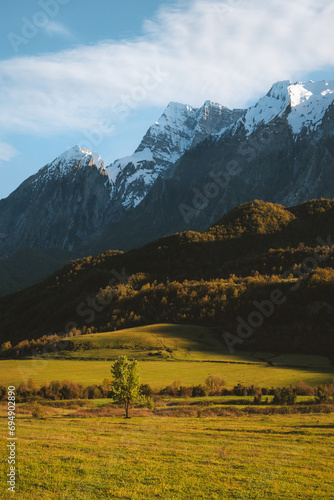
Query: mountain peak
53 145 104 167
107 99 243 211
165 101 192 111
266 80 291 98
202 99 226 109
241 79 334 136
155 101 195 131
41 145 105 179
287 80 334 133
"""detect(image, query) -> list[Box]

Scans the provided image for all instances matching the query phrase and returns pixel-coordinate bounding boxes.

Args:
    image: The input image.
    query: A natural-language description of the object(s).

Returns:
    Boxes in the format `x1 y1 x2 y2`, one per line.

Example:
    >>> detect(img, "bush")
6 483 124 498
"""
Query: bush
59 380 83 400
32 404 46 419
293 381 314 396
98 379 113 398
39 381 62 400
253 392 263 405
160 380 180 396
178 386 192 398
84 385 102 399
204 375 225 396
140 384 153 397
247 385 260 396
192 385 207 397
326 380 334 399
17 378 39 401
145 396 155 409
232 384 247 396
272 387 296 405
314 385 330 404
0 341 12 357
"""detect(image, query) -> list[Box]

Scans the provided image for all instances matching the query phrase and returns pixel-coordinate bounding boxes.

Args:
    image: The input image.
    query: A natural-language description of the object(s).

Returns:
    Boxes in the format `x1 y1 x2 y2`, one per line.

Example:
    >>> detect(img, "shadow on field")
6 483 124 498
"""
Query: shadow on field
297 424 334 429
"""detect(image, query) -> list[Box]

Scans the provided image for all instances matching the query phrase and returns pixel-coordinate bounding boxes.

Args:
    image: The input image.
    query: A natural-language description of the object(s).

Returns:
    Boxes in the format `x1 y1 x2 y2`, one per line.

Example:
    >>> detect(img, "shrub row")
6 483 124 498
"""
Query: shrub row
159 379 334 401
1 378 333 404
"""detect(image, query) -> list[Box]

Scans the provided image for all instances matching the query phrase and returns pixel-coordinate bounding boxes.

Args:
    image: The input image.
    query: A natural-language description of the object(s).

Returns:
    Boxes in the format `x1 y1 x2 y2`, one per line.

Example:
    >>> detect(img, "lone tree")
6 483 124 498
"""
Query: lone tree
111 356 141 418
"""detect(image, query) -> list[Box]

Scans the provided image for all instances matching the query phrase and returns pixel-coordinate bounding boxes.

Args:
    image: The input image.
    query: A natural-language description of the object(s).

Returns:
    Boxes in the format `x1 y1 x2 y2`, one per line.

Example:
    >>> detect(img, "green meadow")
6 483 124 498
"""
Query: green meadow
2 358 334 389
2 325 333 388
1 325 334 499
1 411 333 499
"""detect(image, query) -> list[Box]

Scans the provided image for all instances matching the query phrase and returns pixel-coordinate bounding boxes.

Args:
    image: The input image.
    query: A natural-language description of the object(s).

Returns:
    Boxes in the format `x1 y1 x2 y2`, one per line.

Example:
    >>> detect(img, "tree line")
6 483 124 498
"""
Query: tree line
2 266 334 358
2 365 333 418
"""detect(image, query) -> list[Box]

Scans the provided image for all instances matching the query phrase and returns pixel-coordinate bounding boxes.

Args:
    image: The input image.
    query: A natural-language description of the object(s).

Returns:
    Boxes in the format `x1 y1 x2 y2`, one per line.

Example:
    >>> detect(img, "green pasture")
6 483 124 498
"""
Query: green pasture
1 411 333 499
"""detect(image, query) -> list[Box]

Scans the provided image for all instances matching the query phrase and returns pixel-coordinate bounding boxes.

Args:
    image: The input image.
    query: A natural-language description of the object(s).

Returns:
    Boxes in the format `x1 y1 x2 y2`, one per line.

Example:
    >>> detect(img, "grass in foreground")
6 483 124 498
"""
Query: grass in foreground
1 411 333 499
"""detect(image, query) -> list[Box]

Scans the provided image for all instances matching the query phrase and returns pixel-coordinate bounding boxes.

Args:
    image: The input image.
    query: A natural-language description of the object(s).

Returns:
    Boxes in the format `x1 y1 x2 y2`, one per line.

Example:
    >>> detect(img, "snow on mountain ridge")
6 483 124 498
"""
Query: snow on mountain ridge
47 145 104 173
107 100 241 209
27 79 334 212
136 101 200 162
241 80 334 136
241 81 291 135
4 79 334 260
288 80 334 133
32 146 106 188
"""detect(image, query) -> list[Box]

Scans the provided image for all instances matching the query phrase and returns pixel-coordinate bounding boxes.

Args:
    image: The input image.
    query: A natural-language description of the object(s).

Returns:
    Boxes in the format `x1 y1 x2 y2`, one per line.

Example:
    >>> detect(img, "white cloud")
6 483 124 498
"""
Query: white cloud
0 0 334 136
42 21 72 38
0 142 19 165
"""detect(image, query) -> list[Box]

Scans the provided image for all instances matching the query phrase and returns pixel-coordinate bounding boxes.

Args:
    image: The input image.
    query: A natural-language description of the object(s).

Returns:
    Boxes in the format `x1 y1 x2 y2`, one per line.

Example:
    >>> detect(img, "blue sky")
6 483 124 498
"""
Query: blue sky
1 0 334 199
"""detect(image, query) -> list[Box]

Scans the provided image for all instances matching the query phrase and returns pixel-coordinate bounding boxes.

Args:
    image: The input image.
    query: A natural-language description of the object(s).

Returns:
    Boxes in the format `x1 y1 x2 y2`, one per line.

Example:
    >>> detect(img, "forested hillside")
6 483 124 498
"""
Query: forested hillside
1 199 334 356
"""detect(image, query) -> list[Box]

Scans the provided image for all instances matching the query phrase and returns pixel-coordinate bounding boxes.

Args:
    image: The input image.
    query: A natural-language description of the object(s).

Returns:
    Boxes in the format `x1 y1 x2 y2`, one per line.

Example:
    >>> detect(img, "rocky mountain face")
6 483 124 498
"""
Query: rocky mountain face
106 101 244 210
177 80 334 224
0 101 243 260
80 80 334 254
2 80 334 267
0 146 112 258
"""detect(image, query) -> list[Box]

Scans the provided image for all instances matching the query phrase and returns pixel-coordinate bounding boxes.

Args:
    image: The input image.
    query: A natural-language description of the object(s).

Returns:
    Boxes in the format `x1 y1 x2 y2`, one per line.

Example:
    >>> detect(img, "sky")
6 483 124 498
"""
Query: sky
1 0 334 199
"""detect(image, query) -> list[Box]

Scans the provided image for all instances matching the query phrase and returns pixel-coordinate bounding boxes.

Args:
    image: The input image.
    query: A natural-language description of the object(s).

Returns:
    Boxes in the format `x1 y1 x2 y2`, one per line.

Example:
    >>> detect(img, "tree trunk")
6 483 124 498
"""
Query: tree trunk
125 399 130 418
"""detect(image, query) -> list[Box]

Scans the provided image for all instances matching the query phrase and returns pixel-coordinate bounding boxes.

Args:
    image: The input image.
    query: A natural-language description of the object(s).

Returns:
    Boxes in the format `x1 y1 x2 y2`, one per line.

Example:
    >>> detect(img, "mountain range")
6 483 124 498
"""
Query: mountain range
1 79 334 295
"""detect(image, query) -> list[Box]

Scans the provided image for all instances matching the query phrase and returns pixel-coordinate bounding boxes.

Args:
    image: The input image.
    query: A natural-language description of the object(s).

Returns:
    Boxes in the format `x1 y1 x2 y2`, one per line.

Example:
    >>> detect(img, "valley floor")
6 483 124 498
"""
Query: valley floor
1 324 333 498
1 358 333 389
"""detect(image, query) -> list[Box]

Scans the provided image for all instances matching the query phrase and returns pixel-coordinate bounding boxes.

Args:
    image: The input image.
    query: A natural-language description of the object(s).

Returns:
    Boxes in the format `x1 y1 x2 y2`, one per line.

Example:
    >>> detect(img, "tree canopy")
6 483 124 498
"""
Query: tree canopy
110 355 141 418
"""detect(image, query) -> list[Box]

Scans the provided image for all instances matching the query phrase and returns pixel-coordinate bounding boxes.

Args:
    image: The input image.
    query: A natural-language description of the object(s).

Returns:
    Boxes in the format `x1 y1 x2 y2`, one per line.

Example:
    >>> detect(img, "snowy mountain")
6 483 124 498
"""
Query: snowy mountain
39 145 104 178
0 146 112 258
2 79 334 266
80 79 334 255
0 101 243 259
238 80 334 135
107 101 244 209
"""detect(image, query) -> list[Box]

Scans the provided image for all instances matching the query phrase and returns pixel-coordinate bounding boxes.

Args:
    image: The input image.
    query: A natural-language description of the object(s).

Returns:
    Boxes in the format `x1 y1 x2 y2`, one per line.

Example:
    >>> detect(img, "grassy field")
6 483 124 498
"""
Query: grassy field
2 324 333 389
1 409 333 499
67 324 226 356
1 358 334 389
50 324 260 362
1 324 333 498
41 324 333 366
